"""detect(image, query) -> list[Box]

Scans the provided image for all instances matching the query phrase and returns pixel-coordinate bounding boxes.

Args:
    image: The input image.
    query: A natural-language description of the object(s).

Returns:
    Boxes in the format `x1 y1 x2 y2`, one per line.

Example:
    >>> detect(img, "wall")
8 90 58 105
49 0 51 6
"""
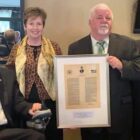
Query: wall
24 0 139 140
25 0 139 54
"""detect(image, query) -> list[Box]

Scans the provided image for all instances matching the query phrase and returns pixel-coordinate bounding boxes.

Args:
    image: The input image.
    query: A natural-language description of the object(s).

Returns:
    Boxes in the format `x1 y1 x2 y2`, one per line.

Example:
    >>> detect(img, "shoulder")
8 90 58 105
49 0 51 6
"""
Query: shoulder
68 35 93 54
69 35 91 48
50 40 62 55
6 44 19 66
110 33 135 42
0 65 16 83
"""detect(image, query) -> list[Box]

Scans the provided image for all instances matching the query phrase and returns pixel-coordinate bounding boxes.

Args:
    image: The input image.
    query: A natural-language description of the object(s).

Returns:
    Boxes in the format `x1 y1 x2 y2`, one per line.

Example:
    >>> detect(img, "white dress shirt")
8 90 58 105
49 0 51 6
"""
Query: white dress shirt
0 102 7 125
90 35 109 54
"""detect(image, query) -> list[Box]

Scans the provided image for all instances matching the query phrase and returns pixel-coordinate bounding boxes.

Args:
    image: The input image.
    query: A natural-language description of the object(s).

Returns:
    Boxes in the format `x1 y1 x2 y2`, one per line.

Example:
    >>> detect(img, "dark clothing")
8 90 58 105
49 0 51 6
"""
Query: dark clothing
44 100 63 140
0 65 32 127
27 84 63 140
132 81 140 140
131 40 140 140
25 44 50 100
0 65 45 140
0 128 45 140
68 33 140 140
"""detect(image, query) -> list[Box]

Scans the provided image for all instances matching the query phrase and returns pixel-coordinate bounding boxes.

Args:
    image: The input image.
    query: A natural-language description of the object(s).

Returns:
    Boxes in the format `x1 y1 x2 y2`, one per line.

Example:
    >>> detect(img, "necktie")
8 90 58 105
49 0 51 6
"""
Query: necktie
96 41 105 54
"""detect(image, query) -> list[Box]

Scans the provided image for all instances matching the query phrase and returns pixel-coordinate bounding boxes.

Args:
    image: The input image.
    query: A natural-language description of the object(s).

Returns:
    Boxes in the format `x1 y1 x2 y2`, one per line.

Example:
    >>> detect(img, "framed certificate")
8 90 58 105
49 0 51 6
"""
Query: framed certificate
54 54 110 128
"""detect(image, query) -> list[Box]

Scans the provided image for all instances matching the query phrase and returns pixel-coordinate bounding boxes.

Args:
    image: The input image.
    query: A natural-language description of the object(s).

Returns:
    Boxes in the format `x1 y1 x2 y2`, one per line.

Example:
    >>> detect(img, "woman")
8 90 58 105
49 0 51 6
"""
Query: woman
6 7 63 140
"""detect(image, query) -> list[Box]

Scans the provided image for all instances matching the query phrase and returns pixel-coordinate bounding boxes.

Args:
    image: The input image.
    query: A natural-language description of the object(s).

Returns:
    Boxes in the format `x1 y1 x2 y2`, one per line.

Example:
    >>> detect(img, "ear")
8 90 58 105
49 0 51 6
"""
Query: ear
88 19 91 26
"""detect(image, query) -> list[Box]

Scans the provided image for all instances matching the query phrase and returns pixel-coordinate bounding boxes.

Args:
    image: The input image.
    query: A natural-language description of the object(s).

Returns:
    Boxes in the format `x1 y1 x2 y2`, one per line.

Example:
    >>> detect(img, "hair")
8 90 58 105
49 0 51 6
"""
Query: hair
89 3 113 20
24 7 47 27
4 29 15 42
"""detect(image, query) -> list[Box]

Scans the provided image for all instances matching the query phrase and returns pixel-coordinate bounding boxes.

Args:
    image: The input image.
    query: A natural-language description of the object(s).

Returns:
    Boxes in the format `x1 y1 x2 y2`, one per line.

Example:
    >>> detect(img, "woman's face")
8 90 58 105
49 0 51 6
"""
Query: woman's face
24 16 44 40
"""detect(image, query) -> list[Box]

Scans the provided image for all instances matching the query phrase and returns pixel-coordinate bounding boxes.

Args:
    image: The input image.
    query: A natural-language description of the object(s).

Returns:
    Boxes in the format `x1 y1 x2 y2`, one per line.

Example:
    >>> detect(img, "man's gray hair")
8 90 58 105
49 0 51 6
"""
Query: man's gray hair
89 3 113 20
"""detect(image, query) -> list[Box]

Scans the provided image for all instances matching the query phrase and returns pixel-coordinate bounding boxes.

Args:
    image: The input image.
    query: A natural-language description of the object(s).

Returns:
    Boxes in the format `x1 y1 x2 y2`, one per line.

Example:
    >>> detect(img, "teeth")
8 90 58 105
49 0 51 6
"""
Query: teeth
100 24 108 27
101 27 107 29
100 26 108 29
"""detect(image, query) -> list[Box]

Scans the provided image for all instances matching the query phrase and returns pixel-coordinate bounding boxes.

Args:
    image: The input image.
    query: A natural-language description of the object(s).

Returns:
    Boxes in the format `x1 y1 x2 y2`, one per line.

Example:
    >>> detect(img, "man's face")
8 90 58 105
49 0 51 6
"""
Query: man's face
89 9 112 37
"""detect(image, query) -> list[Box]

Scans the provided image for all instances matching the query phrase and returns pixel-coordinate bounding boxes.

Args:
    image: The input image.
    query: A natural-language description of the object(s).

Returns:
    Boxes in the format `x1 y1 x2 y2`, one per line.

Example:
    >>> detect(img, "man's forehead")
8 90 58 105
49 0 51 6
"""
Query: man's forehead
95 9 111 15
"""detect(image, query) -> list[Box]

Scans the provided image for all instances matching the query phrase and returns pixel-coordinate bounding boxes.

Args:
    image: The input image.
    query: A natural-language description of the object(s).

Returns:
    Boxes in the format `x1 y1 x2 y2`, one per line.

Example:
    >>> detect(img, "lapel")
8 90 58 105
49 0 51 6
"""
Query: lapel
108 33 119 55
0 71 10 122
0 66 16 126
0 65 16 125
0 66 15 106
79 35 93 54
84 35 93 54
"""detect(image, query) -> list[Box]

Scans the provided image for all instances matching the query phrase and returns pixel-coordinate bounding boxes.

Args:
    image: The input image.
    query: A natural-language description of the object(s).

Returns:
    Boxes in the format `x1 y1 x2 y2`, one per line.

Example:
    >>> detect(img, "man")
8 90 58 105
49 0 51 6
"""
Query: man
0 65 45 140
68 3 140 140
4 29 16 51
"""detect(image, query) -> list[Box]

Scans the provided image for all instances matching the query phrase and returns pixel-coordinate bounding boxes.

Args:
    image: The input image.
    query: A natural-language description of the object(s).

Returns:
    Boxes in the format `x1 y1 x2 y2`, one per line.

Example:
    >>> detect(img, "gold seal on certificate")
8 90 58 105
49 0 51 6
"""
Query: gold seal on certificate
54 55 110 128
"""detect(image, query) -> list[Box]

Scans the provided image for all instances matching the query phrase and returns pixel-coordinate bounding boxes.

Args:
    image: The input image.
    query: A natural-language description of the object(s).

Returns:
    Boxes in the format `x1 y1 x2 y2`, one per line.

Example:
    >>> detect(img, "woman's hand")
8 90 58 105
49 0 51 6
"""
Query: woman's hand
28 103 42 115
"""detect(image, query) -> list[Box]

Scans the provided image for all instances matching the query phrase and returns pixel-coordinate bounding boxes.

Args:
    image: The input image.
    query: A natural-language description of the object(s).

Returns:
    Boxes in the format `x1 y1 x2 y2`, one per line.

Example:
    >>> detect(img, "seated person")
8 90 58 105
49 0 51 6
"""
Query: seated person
0 65 45 140
0 34 7 45
4 29 16 50
0 44 10 64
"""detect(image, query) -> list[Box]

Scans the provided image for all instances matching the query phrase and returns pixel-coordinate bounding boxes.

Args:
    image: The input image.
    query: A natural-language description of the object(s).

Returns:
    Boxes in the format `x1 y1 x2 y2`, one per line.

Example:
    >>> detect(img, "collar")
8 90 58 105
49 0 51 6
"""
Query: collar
90 35 109 46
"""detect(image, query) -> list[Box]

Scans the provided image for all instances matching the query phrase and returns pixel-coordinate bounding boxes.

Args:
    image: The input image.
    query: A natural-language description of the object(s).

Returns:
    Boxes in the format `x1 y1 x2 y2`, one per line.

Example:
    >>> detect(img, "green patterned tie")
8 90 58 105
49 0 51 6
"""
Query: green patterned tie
96 41 105 54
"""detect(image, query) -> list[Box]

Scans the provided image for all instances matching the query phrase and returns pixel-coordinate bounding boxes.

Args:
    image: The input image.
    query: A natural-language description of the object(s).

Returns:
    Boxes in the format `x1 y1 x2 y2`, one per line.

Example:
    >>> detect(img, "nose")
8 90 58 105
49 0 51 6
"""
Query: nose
32 24 38 29
102 17 107 22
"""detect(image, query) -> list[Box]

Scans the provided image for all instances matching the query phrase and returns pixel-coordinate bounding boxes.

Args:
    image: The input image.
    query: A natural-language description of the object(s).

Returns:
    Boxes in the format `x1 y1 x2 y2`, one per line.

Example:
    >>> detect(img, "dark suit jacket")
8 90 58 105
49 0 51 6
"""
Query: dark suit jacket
68 33 140 132
130 40 140 139
0 65 32 127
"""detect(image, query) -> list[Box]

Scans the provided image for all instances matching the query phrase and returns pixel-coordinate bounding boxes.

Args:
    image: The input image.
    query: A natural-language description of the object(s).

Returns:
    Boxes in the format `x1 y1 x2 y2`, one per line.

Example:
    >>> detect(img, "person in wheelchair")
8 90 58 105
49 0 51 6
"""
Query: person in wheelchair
0 65 45 140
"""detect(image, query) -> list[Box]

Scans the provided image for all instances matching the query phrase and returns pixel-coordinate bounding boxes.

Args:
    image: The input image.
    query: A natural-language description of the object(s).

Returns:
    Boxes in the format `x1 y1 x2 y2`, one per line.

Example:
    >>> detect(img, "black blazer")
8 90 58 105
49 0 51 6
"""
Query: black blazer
0 65 32 127
68 33 140 132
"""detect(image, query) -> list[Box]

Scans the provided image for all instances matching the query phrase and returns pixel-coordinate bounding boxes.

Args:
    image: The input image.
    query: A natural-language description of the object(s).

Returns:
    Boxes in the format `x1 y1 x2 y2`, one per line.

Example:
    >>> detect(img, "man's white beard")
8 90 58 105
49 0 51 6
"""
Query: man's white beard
98 24 109 35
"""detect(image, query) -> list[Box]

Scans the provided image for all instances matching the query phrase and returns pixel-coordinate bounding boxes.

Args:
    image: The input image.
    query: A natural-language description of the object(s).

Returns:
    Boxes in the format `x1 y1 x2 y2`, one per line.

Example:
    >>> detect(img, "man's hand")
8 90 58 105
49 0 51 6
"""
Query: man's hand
107 56 123 71
28 103 42 116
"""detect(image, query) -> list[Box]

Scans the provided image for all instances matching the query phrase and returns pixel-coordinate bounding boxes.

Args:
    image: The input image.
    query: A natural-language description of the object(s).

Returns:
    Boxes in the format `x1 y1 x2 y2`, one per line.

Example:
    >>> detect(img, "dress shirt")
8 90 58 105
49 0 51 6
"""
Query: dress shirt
90 35 109 54
0 102 7 125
